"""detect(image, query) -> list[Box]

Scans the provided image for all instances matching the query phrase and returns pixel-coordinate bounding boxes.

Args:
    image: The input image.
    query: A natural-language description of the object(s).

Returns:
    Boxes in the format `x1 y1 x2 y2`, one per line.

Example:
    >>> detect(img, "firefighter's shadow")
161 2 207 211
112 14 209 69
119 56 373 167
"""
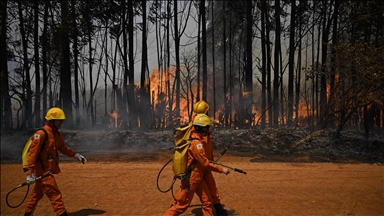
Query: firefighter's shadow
191 207 236 216
68 208 106 216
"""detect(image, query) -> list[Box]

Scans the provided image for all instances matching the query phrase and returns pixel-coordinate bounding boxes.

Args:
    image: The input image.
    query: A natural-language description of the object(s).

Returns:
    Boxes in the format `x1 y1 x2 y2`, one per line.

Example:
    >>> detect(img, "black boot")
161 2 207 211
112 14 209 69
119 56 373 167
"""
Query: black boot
60 211 69 216
214 203 228 216
24 213 32 216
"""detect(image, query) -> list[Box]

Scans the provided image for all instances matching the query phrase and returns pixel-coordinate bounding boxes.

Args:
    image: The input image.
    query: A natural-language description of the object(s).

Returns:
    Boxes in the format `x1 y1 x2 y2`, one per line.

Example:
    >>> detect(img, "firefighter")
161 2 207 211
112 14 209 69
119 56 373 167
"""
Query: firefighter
164 114 230 216
192 100 229 215
24 107 87 216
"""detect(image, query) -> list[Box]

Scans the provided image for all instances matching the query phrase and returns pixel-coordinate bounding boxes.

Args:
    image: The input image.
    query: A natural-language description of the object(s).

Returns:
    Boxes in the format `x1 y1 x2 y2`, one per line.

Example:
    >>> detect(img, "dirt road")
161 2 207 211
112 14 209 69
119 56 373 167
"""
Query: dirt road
1 155 383 216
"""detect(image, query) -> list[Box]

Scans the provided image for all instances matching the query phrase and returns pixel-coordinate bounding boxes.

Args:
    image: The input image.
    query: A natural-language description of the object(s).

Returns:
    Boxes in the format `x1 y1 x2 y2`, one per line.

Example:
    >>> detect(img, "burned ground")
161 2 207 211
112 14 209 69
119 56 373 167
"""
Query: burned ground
1 127 383 164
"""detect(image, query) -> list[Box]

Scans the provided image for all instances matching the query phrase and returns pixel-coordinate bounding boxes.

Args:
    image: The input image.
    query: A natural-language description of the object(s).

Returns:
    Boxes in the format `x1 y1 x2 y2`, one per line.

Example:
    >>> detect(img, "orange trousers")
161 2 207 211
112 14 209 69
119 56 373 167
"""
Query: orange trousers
204 171 221 204
164 180 213 216
25 175 66 215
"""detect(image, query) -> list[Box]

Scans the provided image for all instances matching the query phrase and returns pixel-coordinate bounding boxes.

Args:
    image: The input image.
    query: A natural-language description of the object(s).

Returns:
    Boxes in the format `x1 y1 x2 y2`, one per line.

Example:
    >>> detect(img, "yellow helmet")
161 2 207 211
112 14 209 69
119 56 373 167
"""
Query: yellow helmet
192 114 211 127
193 100 209 114
45 107 66 120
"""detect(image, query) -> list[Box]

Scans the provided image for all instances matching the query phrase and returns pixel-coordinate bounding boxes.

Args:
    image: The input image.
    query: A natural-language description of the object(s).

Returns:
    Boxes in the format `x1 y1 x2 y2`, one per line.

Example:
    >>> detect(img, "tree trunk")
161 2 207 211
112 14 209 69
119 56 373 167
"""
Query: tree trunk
18 0 32 129
261 0 267 129
42 0 49 122
128 0 136 128
287 0 296 127
60 0 73 128
320 1 332 129
201 0 208 101
0 0 12 129
174 0 180 124
140 0 149 128
70 0 80 127
34 1 41 127
245 0 253 93
273 0 281 128
222 0 228 127
211 0 216 120
266 2 272 128
167 0 172 127
244 1 254 128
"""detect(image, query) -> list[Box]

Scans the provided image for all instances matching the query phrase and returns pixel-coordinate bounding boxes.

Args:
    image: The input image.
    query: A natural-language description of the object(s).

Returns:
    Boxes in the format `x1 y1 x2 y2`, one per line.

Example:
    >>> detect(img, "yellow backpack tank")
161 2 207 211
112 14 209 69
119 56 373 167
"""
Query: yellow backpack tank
172 122 194 180
22 128 48 172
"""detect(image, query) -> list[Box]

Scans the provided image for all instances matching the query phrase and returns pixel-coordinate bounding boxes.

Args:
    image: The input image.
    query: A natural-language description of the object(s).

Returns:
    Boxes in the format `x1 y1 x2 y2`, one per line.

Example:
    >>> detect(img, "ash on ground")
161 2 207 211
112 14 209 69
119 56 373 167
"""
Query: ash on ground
1 128 383 164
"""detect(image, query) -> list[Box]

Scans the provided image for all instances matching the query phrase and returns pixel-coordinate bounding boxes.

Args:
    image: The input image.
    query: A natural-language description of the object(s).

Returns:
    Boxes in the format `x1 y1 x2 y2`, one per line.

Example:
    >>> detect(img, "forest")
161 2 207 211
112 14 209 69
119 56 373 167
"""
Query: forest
1 0 383 137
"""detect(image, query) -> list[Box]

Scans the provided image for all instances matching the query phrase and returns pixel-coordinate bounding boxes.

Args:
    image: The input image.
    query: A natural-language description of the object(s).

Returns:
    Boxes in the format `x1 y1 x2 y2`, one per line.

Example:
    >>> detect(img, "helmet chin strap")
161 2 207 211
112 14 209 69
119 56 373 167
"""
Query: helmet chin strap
47 120 58 129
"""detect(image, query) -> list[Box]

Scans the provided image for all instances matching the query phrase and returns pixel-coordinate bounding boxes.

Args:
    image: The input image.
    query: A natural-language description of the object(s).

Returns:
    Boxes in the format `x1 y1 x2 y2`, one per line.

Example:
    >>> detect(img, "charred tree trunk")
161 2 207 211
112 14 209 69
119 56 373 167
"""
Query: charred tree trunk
128 0 136 127
201 0 208 102
273 0 281 128
34 1 41 127
261 0 267 129
60 0 73 128
174 0 180 124
42 0 49 121
287 0 295 127
0 0 12 129
18 0 32 129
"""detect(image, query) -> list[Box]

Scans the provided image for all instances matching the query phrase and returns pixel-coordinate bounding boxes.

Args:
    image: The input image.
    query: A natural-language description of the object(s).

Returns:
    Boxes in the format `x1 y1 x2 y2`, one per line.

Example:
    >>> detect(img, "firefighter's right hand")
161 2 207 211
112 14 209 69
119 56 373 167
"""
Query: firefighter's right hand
26 174 36 185
223 168 230 175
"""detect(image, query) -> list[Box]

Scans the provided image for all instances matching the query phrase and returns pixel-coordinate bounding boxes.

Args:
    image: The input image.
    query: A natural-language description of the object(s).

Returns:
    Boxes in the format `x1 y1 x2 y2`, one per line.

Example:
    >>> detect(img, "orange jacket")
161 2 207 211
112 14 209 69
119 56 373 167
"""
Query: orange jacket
26 123 76 176
187 128 223 183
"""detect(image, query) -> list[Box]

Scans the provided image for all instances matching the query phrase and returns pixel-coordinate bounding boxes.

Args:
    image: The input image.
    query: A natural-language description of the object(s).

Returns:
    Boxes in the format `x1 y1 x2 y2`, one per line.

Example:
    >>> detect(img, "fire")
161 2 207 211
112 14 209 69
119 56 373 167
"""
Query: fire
149 66 193 126
109 110 119 128
146 67 322 128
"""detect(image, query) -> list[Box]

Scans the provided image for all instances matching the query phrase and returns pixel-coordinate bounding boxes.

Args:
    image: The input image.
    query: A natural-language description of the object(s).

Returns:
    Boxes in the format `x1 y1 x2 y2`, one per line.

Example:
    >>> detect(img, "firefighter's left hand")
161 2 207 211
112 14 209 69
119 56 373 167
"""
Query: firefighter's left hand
75 153 87 164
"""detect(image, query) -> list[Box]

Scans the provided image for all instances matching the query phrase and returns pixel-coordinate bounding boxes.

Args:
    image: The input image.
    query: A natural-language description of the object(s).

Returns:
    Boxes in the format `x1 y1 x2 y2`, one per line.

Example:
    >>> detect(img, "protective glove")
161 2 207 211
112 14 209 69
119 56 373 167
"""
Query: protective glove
223 168 230 175
75 153 87 164
26 173 36 185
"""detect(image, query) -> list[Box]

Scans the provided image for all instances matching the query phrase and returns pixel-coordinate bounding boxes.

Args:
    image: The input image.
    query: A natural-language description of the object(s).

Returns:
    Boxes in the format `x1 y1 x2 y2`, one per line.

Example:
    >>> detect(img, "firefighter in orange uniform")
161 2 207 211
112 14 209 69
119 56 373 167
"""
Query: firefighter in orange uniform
24 107 87 216
192 100 228 216
164 114 230 216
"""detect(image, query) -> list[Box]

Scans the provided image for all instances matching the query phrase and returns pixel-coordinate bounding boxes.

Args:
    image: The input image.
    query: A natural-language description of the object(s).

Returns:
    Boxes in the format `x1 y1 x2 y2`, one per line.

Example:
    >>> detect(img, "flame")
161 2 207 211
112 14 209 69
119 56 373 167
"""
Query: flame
146 67 327 128
109 110 119 128
148 66 193 126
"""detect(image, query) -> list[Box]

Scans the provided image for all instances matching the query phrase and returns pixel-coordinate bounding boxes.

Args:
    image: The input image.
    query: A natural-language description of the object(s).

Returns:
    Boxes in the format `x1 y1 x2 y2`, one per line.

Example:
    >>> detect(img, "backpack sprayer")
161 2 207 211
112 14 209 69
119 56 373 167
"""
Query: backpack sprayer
156 147 247 199
6 172 53 208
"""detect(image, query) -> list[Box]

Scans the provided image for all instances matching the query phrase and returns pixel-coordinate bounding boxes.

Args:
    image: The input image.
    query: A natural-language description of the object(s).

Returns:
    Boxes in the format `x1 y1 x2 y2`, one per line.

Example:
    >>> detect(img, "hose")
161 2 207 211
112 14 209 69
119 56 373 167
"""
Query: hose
6 172 53 208
6 183 30 208
156 158 178 200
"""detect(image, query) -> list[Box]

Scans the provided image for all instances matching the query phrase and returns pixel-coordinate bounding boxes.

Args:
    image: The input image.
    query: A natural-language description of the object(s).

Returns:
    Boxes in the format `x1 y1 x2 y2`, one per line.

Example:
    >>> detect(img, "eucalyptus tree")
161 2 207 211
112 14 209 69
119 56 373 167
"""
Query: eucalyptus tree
127 0 136 127
200 0 208 102
16 0 33 128
0 0 12 129
209 0 216 120
151 0 168 128
172 0 193 126
206 1 254 128
260 0 267 129
33 0 41 127
58 0 73 128
273 0 282 128
318 0 334 129
287 0 296 127
41 0 49 125
139 0 150 128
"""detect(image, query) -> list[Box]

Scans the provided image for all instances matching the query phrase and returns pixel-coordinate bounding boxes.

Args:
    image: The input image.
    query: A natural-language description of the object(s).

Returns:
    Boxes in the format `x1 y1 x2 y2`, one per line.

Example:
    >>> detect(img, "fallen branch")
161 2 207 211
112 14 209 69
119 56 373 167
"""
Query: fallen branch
291 129 325 149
